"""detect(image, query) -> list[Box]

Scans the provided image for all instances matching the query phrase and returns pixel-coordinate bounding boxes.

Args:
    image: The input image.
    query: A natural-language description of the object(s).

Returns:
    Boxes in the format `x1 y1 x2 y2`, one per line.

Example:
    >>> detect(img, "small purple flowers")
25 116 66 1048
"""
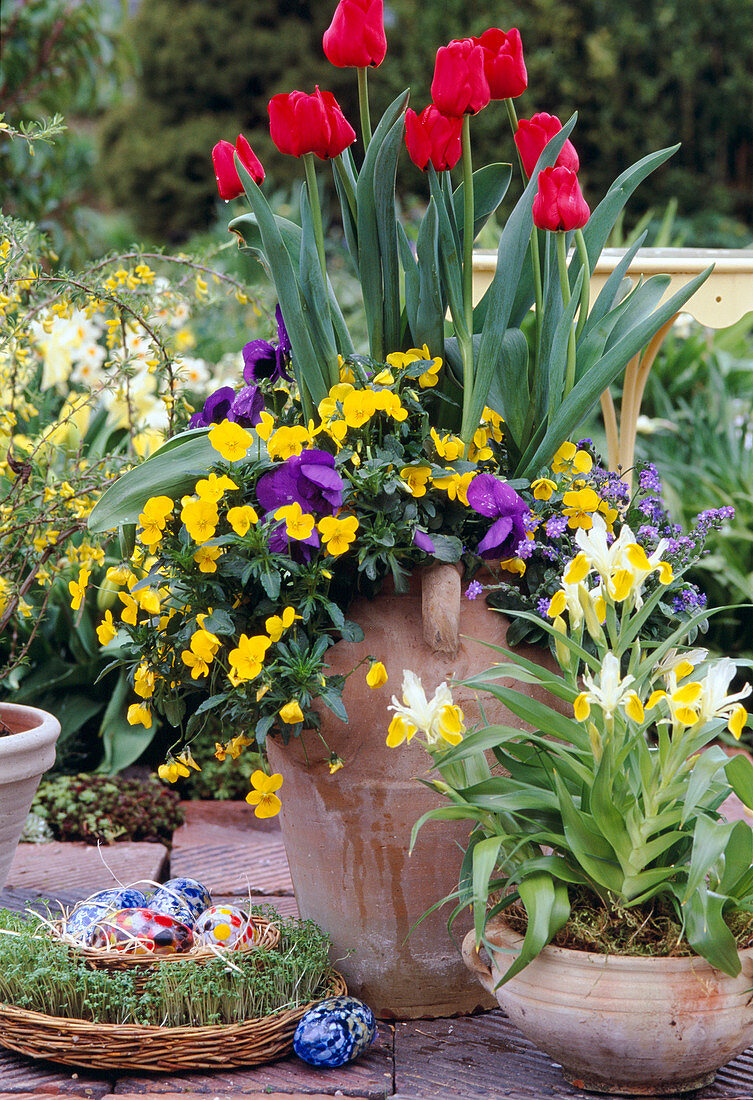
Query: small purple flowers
256 449 344 517
466 474 530 560
466 579 484 600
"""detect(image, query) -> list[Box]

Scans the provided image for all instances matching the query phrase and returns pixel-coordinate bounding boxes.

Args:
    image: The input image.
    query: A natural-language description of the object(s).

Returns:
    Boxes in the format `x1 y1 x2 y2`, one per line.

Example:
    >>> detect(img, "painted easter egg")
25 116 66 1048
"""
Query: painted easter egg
88 907 194 953
293 997 376 1067
64 901 114 944
193 905 258 949
87 887 149 909
148 890 197 927
150 877 212 920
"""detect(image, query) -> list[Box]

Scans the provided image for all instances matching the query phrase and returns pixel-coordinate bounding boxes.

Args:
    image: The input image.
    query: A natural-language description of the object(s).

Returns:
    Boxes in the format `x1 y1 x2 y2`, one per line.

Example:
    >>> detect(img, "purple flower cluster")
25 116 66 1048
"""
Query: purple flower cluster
638 463 663 495
256 449 345 561
694 506 735 535
545 515 568 539
671 586 707 615
189 383 265 430
466 579 484 600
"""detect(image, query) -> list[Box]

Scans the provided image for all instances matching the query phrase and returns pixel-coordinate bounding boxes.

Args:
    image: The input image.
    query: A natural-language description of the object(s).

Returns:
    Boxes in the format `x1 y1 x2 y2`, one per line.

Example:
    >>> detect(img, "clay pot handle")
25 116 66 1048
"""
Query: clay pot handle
461 929 496 995
422 564 461 656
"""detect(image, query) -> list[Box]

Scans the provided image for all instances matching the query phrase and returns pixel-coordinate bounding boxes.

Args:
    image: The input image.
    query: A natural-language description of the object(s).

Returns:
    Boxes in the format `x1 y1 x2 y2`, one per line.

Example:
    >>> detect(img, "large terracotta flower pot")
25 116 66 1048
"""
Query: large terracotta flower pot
0 703 60 890
266 564 557 1019
462 918 753 1095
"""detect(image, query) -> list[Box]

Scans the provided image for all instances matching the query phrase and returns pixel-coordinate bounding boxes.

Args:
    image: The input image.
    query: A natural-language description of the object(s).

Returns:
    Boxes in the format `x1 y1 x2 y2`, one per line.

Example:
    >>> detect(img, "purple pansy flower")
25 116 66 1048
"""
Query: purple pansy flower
466 474 530 560
276 305 291 360
268 522 320 563
242 306 292 385
413 529 435 554
188 385 236 428
256 449 344 517
228 384 264 428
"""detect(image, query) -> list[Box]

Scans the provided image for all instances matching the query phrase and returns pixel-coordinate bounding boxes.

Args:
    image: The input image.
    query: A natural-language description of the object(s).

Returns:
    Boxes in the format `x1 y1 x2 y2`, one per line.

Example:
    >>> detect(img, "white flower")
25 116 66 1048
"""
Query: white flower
574 652 643 723
387 670 464 747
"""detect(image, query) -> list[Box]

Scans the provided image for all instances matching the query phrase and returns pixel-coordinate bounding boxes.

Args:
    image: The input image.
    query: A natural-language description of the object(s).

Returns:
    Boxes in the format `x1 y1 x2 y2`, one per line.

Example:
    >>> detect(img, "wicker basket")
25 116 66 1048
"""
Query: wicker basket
54 914 280 976
0 971 347 1071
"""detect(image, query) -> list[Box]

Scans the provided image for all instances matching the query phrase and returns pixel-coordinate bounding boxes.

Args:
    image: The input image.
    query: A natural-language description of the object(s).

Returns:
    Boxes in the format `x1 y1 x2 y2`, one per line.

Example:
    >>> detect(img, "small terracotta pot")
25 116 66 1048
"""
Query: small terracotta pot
0 703 60 890
267 564 559 1019
462 918 753 1095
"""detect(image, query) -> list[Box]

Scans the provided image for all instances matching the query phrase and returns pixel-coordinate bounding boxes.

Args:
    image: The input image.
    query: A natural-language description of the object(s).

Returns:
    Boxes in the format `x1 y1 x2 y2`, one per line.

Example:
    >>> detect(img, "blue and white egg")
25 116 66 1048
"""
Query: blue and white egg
293 997 376 1068
64 901 114 944
148 891 197 927
150 877 212 921
87 887 149 910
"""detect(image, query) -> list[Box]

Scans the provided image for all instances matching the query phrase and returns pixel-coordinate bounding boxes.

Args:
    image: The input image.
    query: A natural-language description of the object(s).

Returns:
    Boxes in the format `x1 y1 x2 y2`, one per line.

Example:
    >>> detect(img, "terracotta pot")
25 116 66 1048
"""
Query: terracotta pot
266 564 558 1019
0 703 61 890
462 918 753 1095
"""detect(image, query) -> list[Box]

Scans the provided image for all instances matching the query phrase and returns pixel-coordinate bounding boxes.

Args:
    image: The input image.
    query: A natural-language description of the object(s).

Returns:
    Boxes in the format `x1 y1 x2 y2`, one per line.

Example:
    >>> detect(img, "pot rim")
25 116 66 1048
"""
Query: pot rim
484 914 753 972
0 702 60 742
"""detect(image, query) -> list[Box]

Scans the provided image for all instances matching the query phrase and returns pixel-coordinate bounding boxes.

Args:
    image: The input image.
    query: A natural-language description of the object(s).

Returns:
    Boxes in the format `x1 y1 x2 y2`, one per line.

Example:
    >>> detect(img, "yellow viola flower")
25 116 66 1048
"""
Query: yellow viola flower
227 504 258 536
68 567 91 611
430 428 464 462
195 472 238 502
158 757 189 782
127 703 152 729
279 699 304 724
246 770 283 818
193 546 223 573
208 419 254 462
274 502 316 541
551 441 593 476
562 487 601 530
191 628 221 662
317 514 359 556
226 732 253 758
339 361 357 384
329 754 345 774
181 497 219 543
498 557 527 576
531 477 557 501
96 609 117 646
181 649 210 679
400 465 432 497
138 495 173 548
255 410 275 441
372 368 394 385
367 661 388 689
214 742 227 762
134 662 156 699
342 388 377 429
228 633 271 683
267 424 311 460
135 586 161 615
482 407 505 443
432 470 475 506
266 606 298 643
118 590 139 626
468 427 493 462
373 390 408 421
176 748 201 773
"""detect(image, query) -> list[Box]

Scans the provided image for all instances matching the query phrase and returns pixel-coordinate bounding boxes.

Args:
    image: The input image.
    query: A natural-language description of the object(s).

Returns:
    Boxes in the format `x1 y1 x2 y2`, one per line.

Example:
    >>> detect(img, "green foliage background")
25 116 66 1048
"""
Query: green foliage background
101 0 753 241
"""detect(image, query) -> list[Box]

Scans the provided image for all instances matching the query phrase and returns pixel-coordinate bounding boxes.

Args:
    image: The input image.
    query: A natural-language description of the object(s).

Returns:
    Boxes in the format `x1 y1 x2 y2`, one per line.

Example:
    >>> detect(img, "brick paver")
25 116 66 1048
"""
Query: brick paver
5 842 167 904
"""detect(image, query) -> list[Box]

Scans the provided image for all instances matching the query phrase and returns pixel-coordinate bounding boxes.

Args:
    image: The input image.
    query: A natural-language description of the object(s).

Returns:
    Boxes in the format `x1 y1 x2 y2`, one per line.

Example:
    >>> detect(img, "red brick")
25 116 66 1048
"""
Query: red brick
170 827 292 897
0 1050 111 1095
5 843 167 905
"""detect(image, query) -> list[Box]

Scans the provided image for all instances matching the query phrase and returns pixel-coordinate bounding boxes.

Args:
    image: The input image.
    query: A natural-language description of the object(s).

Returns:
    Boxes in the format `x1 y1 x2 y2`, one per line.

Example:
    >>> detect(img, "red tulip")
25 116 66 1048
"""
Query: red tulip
430 38 490 118
212 135 264 200
515 113 579 178
532 166 590 232
268 87 357 160
323 0 387 68
473 27 527 100
404 105 463 172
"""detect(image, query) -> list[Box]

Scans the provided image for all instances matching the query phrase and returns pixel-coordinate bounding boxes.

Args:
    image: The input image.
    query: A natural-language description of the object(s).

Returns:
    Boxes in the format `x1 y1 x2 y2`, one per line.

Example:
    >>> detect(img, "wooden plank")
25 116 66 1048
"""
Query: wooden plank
0 1050 112 1096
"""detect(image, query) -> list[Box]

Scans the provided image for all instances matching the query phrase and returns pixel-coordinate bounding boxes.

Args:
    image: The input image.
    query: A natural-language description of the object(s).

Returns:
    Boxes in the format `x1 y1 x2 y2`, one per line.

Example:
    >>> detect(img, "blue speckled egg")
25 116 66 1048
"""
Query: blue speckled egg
87 887 149 909
293 997 376 1067
148 891 196 926
150 877 211 921
64 902 113 944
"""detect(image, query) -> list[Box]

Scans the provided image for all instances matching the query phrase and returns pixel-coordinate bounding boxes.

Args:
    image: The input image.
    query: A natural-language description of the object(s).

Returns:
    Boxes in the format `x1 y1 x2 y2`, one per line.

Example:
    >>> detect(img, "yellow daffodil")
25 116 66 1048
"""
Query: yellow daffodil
367 661 388 689
227 504 258 536
279 699 304 724
317 514 359 556
208 419 254 462
246 770 283 818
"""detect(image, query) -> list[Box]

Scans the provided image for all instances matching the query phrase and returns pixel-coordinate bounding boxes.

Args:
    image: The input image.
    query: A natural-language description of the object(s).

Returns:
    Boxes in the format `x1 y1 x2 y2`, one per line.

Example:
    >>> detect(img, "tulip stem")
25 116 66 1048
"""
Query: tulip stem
303 153 328 288
357 67 372 148
557 232 577 396
333 155 357 223
460 113 475 444
574 228 591 341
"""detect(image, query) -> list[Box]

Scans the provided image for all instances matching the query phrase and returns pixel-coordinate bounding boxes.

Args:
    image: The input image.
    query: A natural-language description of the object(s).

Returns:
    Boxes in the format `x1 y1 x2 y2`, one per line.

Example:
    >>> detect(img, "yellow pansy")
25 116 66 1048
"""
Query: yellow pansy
551 441 593 476
193 546 223 573
195 473 238 502
342 388 377 429
158 757 190 782
267 425 311 460
274 502 316 541
562 487 601 530
400 465 432 497
432 470 475 506
228 633 271 683
208 420 254 462
96 609 117 646
118 591 139 626
279 699 304 724
373 390 408 421
531 477 557 501
366 661 388 689
317 514 359 555
372 368 394 385
134 662 156 699
227 504 258 536
246 770 283 818
430 428 464 461
255 410 275 441
127 703 152 729
181 497 219 543
468 427 493 462
266 606 298 643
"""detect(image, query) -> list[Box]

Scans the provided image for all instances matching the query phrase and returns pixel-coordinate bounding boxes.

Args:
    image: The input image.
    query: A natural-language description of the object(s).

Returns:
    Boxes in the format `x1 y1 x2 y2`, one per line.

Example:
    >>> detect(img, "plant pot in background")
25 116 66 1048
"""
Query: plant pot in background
266 564 558 1019
462 918 753 1095
0 703 61 890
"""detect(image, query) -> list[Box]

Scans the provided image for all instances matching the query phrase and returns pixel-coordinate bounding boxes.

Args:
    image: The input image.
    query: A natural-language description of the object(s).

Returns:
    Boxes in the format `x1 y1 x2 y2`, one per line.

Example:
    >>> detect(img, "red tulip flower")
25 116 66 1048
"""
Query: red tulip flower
473 27 527 100
431 38 491 118
212 134 264 200
532 166 590 232
405 105 463 172
268 87 357 160
323 0 387 68
515 113 580 178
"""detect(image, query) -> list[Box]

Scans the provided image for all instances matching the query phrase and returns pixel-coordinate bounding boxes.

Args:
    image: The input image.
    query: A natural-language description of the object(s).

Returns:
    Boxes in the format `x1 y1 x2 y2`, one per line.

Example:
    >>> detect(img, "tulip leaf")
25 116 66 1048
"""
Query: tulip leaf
413 199 446 356
88 429 219 532
494 873 570 986
579 231 647 340
485 327 529 455
236 161 330 408
547 269 584 423
428 165 466 337
517 263 712 478
373 108 407 354
453 163 513 249
298 181 338 380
